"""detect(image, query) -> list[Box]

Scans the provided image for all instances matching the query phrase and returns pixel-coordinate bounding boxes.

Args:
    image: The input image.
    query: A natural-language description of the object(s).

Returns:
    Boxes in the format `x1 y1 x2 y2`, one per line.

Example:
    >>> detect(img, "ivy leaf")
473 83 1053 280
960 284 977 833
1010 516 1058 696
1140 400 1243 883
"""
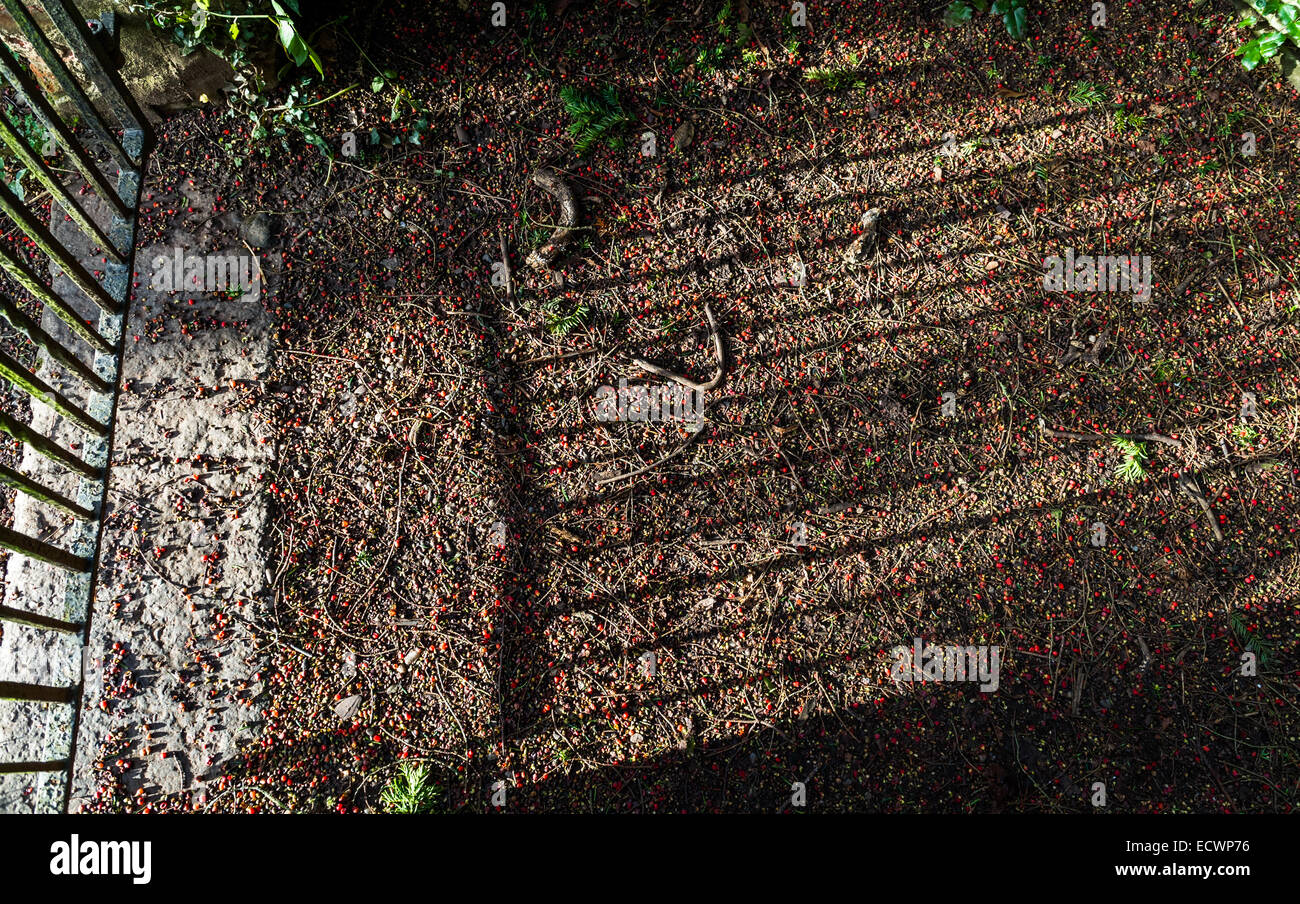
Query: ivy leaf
1008 5 1028 39
270 0 321 73
1259 30 1288 56
271 1 294 43
1239 39 1264 69
944 1 973 25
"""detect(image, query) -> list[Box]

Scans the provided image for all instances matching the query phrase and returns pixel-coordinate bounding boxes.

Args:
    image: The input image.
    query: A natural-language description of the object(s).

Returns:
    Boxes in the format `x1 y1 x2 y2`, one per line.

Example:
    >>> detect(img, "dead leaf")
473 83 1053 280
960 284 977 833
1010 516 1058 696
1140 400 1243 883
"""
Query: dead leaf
994 87 1029 99
1136 139 1156 153
546 524 582 544
334 695 362 721
672 120 695 152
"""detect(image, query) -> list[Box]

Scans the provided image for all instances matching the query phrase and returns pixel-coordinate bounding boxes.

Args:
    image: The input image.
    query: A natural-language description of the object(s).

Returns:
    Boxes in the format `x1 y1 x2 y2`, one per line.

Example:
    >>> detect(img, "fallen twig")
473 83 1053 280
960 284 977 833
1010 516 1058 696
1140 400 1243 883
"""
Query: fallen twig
1038 418 1181 448
631 302 725 392
595 423 707 487
597 304 726 486
526 167 582 270
1178 472 1225 541
498 229 513 299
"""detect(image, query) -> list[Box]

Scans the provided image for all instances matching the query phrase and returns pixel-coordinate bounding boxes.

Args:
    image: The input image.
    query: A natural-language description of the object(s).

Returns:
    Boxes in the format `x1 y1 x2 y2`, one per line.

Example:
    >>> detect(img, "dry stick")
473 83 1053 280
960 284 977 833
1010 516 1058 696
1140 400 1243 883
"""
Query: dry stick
1038 418 1181 448
520 346 601 367
631 302 725 392
1178 473 1225 541
594 424 707 488
597 304 726 486
526 167 582 270
1212 274 1246 326
498 229 513 300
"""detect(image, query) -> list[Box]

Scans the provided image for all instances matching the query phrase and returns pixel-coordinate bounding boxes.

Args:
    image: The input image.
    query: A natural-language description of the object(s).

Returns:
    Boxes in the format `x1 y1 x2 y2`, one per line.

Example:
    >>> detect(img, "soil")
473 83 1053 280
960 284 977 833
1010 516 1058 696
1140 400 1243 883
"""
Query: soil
76 0 1300 813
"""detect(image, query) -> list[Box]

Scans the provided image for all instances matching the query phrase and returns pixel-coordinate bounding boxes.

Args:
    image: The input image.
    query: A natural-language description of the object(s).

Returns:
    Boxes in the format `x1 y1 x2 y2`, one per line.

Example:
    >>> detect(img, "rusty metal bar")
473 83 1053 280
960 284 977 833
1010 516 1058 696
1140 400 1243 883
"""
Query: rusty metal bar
0 244 116 354
0 291 109 391
0 408 98 478
0 759 69 774
0 346 107 435
40 0 151 146
0 524 90 571
0 179 120 316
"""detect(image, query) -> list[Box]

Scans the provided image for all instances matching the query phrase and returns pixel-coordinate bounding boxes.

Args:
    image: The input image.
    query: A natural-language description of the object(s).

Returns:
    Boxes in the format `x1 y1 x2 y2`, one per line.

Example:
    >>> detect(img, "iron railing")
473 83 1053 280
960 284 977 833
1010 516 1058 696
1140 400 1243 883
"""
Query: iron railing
0 0 150 812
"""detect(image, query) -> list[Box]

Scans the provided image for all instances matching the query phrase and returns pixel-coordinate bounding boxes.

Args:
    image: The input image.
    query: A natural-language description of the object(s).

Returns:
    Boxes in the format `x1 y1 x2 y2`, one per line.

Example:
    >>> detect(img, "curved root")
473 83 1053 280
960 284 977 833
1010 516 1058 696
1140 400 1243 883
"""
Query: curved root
526 167 582 270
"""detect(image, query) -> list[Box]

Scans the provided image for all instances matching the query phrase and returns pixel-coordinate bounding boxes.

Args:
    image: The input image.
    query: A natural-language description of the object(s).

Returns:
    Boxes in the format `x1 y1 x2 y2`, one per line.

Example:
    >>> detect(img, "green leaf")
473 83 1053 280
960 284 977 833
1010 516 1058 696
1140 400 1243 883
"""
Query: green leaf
944 1 973 25
270 0 318 72
1009 6 1028 38
275 17 298 58
371 75 386 92
1259 30 1287 55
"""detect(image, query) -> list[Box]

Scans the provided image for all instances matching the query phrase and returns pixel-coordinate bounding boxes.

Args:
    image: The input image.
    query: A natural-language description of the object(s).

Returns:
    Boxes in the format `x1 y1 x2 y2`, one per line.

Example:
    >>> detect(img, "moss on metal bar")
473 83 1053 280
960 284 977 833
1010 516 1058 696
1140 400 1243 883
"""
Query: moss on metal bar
0 347 107 436
0 462 93 519
0 292 109 392
0 244 114 354
0 409 98 479
0 110 123 263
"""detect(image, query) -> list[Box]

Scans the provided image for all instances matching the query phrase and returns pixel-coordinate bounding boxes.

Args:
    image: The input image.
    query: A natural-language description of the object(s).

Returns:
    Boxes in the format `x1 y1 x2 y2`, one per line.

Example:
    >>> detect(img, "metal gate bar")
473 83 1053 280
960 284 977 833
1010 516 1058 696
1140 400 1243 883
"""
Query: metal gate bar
0 0 150 813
